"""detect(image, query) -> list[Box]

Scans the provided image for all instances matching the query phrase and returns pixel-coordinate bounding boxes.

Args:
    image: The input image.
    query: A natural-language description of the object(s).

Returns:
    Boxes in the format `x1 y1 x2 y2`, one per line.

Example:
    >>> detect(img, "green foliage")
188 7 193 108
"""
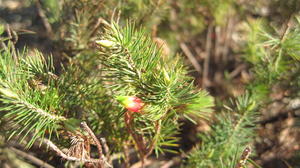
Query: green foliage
5 0 294 167
186 94 257 168
0 17 214 165
41 0 61 23
282 17 300 61
97 22 214 153
199 0 234 25
119 0 169 27
245 16 300 101
0 25 4 36
0 45 65 147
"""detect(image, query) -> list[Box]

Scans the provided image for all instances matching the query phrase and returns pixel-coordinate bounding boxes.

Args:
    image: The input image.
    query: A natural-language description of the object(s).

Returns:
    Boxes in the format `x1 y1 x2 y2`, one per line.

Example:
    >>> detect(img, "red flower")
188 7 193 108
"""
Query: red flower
116 96 144 113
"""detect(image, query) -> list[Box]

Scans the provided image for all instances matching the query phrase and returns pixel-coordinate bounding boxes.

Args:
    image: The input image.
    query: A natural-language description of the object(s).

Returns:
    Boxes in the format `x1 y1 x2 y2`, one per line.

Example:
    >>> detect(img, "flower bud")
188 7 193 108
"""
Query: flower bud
116 96 144 113
95 39 115 48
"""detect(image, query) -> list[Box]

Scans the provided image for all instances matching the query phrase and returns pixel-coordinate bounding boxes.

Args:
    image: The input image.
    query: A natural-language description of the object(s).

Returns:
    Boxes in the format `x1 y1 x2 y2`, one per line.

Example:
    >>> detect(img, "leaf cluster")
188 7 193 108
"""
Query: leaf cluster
186 94 258 168
244 16 300 101
97 22 214 154
0 43 65 147
0 19 215 163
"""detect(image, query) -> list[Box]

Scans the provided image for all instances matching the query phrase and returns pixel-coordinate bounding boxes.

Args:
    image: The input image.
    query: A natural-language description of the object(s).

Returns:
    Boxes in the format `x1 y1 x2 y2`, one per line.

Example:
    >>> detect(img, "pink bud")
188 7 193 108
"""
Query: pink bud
116 96 144 113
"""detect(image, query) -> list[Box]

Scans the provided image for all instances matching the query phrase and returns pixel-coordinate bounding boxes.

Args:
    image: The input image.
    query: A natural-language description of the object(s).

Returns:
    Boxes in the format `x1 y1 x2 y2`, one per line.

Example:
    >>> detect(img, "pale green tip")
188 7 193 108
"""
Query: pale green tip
0 88 18 99
95 40 115 48
116 96 131 106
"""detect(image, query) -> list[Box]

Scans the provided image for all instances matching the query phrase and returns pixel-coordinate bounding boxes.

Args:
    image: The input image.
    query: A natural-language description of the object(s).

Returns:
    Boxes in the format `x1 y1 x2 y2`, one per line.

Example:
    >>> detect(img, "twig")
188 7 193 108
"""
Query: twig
160 148 190 168
160 157 182 168
235 146 251 168
247 159 262 168
43 139 101 163
90 18 107 37
36 0 54 37
111 8 121 25
12 29 18 44
10 147 55 168
222 17 234 63
229 64 247 79
6 24 12 39
100 138 110 160
273 15 294 71
180 43 202 74
123 143 131 168
271 13 293 50
16 100 67 121
109 147 136 162
5 25 18 63
203 24 213 88
124 112 147 167
214 26 221 64
130 158 152 168
279 14 293 42
81 122 105 167
0 40 8 50
145 121 161 158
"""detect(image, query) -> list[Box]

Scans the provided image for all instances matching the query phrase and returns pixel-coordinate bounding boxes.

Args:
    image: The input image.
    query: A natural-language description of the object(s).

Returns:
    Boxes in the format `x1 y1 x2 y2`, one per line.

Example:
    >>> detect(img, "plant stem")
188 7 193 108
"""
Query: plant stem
124 111 147 167
81 122 105 168
43 139 101 163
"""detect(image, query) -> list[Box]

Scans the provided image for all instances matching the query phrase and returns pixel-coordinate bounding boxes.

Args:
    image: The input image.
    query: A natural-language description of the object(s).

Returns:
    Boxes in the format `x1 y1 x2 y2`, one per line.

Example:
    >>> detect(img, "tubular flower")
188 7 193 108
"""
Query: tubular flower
116 96 144 113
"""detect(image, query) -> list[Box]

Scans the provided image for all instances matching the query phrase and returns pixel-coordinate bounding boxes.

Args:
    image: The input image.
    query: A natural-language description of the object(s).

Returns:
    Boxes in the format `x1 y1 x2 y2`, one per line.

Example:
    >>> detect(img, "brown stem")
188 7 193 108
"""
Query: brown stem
43 139 101 163
100 137 110 161
124 112 147 167
203 24 213 88
280 14 293 42
145 121 161 158
10 147 54 168
36 0 54 37
81 122 104 167
123 142 130 168
180 43 202 74
124 113 162 167
5 25 18 63
235 146 251 168
271 13 294 51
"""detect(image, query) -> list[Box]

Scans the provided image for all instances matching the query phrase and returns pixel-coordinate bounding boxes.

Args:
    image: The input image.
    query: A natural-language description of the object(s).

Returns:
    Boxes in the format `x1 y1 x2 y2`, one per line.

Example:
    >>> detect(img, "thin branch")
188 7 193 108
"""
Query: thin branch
160 156 182 168
220 106 253 158
100 137 110 160
90 18 109 37
16 100 66 121
10 147 55 168
124 112 147 167
5 25 18 63
109 147 136 162
43 139 101 163
203 24 213 88
123 143 130 168
180 43 202 74
272 13 294 51
160 148 190 168
229 64 247 79
130 158 152 168
0 40 8 50
145 121 161 158
214 26 221 64
36 0 54 37
279 14 293 42
235 146 251 168
81 122 105 167
222 17 234 63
